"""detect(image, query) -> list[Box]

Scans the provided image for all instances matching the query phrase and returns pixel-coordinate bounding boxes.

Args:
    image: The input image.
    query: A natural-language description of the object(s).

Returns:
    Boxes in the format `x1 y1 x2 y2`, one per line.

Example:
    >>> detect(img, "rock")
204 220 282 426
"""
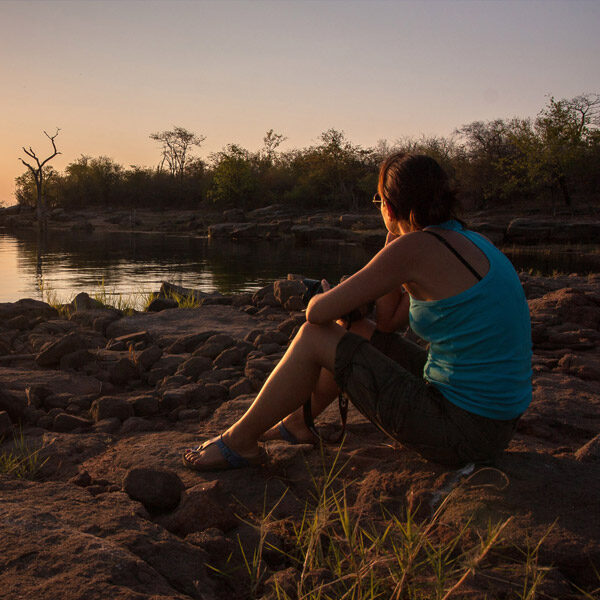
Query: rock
278 315 305 337
558 354 600 381
255 331 288 346
109 358 139 385
70 292 105 312
156 480 237 536
0 387 26 423
146 296 178 312
90 396 134 422
273 279 307 306
213 347 242 368
59 349 94 371
130 394 159 417
229 378 254 399
36 332 87 367
160 389 191 412
193 334 236 359
93 418 121 433
258 342 282 355
44 393 71 410
120 417 153 434
283 295 304 311
176 356 212 380
222 208 246 222
177 409 200 421
168 331 218 353
123 467 185 512
146 354 187 385
0 410 12 436
0 298 58 322
135 343 162 371
575 434 600 462
53 413 93 432
25 384 52 409
6 315 30 330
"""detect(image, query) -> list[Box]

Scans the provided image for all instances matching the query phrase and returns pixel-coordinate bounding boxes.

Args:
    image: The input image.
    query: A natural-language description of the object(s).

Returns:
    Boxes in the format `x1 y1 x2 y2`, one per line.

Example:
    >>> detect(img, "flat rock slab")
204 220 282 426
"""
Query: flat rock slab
0 476 215 600
106 306 278 346
0 367 101 395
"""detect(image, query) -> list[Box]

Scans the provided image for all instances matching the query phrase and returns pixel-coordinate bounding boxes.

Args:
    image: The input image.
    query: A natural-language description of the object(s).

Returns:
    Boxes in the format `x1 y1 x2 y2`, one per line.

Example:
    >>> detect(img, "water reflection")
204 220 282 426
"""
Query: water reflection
0 229 375 303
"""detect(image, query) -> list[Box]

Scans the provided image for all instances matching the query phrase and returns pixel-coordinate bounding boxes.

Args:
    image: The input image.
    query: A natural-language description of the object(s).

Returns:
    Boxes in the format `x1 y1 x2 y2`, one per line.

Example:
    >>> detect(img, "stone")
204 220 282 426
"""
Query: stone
6 315 29 330
130 394 159 417
53 413 93 432
90 396 134 422
278 316 305 337
146 296 178 312
273 279 307 306
0 387 26 423
59 349 94 371
36 332 87 367
93 418 121 433
255 331 288 346
193 334 235 359
109 358 139 385
155 480 236 536
160 389 190 412
0 410 12 437
123 467 185 512
213 347 243 368
44 393 71 410
284 295 304 311
176 356 212 380
575 434 600 462
258 342 282 355
120 417 153 434
70 292 105 312
25 384 52 409
134 343 163 371
229 378 254 399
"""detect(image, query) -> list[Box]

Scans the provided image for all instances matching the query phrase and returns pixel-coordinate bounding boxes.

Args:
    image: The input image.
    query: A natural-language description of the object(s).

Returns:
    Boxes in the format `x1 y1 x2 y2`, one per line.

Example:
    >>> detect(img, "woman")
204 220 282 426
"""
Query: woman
183 153 532 470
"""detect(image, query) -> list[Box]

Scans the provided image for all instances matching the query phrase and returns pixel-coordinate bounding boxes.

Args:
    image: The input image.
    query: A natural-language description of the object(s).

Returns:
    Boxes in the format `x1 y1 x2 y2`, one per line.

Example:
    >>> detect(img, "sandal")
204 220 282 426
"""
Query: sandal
260 420 317 446
182 434 265 472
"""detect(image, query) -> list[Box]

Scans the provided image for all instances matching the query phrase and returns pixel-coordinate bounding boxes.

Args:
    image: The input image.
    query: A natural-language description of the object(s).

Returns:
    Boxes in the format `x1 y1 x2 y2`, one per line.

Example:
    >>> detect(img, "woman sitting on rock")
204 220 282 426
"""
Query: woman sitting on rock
183 153 532 470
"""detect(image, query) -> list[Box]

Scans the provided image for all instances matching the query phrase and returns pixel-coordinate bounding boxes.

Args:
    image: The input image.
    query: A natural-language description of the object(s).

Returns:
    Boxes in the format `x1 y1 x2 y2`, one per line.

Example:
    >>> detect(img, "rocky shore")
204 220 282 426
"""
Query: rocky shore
1 273 600 599
2 202 600 248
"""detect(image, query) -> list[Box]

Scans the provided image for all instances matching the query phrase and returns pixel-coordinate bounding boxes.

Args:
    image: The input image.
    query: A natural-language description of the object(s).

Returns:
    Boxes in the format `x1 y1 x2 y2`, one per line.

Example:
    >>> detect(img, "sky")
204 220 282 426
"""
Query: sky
1 0 599 205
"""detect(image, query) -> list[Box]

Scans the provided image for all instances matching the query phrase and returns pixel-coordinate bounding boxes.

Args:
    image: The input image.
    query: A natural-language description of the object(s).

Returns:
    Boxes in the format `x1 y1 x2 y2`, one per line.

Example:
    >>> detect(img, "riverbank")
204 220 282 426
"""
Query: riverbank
2 199 600 249
1 273 599 599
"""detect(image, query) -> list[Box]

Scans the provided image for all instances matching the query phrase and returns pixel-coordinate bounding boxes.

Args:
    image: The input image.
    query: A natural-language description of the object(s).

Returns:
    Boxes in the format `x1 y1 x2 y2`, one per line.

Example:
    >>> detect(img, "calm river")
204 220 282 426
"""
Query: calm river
1 229 598 308
0 229 374 306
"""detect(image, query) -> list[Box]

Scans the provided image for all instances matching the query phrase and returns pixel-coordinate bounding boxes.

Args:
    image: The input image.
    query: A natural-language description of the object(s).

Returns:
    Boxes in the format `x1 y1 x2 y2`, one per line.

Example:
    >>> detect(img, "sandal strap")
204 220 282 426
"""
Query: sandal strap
277 421 299 444
214 435 250 468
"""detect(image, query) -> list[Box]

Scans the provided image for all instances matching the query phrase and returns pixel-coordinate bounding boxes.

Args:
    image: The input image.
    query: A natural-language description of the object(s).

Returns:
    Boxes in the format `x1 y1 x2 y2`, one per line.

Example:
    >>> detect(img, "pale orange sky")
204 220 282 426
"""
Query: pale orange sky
2 0 599 206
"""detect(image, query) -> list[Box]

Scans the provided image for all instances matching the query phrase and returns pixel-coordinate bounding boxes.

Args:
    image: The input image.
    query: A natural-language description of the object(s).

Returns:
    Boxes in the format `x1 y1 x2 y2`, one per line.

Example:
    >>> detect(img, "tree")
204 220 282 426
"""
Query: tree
261 129 287 164
19 129 61 224
150 126 205 180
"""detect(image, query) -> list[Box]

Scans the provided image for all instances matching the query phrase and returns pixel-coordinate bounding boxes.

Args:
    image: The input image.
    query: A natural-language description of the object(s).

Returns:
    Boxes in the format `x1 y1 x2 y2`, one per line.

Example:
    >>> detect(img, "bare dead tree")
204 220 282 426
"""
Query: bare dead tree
19 129 61 225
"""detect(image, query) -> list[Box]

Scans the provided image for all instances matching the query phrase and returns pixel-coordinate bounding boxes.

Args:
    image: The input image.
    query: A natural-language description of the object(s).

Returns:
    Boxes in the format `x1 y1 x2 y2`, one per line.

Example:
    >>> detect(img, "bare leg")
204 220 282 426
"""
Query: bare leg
183 321 347 468
261 317 377 442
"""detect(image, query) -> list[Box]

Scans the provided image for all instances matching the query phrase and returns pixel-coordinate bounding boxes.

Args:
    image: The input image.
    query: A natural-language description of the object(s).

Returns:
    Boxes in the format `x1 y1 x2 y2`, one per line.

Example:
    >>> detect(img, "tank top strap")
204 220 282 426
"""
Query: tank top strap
422 230 483 281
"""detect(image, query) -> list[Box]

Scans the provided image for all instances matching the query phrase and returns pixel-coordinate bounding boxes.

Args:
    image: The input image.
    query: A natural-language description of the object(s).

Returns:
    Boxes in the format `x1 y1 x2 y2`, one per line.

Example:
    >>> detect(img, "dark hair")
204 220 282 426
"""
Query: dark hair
378 153 460 230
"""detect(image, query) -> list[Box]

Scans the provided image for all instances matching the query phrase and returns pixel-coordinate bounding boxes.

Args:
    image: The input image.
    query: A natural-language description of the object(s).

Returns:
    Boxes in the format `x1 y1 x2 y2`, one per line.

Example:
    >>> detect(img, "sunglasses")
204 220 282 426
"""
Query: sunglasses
373 192 383 205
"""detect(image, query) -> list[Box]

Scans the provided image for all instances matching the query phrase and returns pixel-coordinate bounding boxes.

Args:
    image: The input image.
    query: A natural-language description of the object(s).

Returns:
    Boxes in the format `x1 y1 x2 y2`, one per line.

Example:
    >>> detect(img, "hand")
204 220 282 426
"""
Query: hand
321 279 331 292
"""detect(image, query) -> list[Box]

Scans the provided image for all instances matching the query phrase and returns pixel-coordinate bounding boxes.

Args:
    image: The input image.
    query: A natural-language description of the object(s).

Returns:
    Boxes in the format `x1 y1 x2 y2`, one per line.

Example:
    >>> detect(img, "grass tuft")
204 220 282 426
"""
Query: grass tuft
0 428 49 480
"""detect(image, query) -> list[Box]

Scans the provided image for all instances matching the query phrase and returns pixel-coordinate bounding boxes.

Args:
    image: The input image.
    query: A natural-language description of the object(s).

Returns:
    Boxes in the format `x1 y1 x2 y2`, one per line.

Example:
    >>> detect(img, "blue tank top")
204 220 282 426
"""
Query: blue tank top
409 220 532 420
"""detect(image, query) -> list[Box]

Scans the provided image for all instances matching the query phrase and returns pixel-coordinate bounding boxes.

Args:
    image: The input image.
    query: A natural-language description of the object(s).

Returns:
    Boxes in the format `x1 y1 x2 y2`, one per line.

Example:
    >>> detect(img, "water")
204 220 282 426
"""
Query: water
0 229 374 305
1 229 597 307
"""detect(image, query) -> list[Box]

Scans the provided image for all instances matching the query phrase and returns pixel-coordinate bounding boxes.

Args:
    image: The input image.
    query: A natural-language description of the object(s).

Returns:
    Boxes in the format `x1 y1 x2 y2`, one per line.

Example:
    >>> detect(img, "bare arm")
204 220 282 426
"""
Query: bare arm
306 233 417 325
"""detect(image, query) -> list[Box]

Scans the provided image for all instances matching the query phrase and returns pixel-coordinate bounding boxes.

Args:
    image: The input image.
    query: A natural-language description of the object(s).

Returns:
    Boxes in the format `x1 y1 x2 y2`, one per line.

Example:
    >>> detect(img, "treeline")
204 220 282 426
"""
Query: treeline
15 94 600 213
